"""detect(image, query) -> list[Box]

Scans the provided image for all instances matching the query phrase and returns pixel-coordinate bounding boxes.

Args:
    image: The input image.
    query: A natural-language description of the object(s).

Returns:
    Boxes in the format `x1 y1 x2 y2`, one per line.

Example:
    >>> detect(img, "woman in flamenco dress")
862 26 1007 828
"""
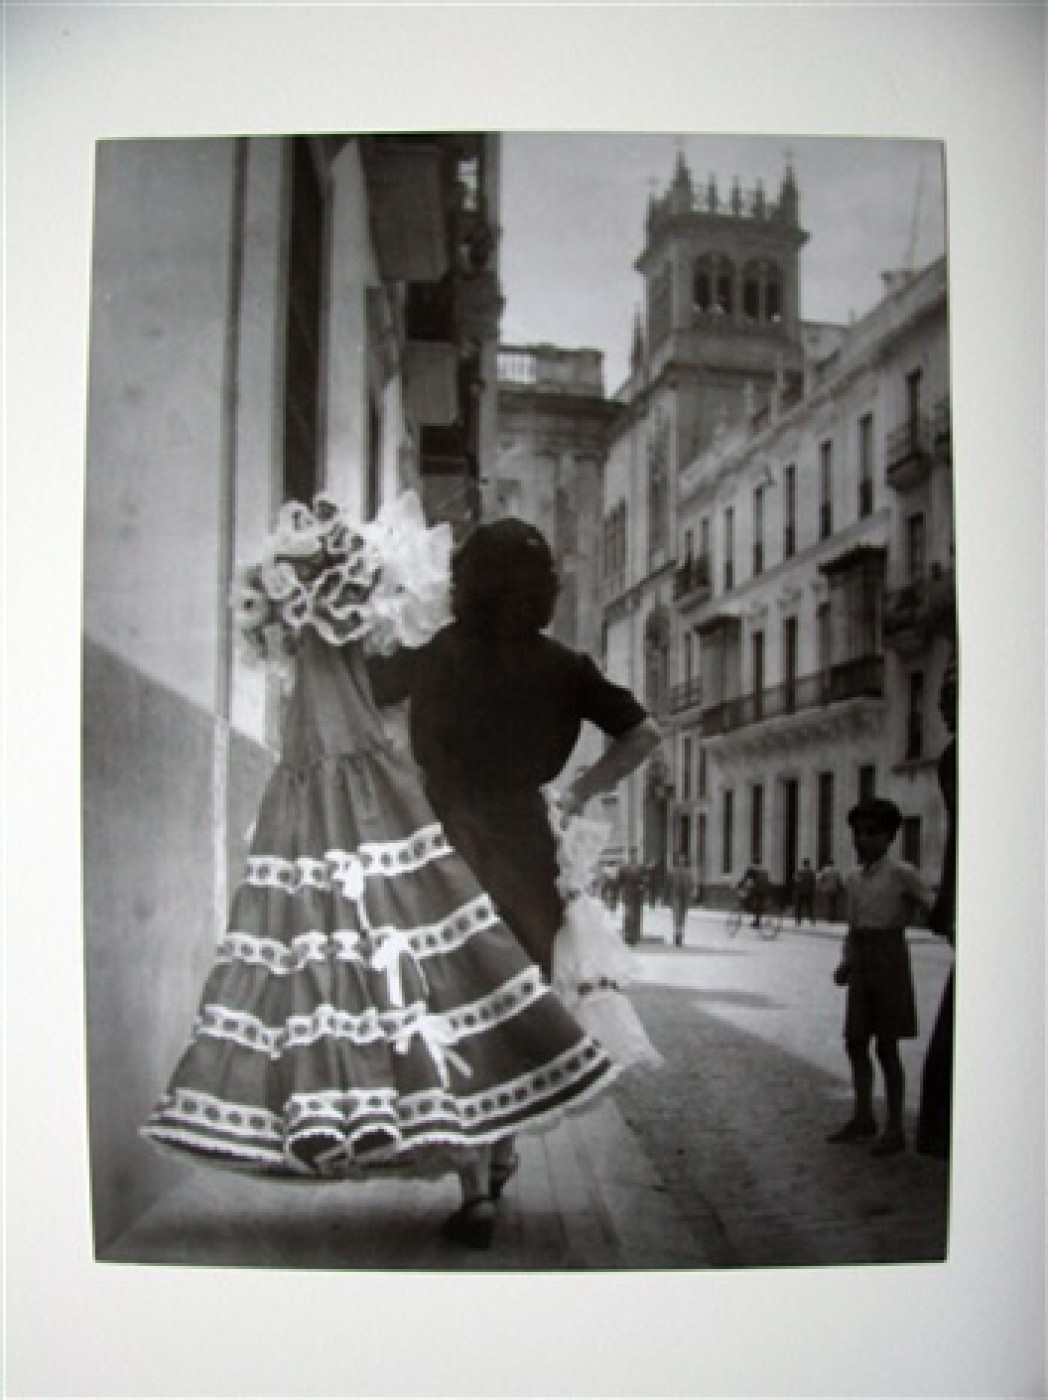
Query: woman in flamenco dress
366 516 663 1217
141 492 633 1248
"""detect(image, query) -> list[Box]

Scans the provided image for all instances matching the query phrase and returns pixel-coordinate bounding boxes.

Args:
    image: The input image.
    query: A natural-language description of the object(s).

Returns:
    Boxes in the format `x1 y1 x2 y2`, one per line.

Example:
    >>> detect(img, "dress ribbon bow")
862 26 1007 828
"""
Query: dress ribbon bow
394 1014 471 1089
370 929 427 1008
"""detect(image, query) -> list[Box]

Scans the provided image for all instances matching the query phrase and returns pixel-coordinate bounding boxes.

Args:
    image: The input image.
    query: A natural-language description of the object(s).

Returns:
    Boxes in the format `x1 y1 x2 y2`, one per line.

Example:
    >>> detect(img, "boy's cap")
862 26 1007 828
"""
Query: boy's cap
847 797 903 834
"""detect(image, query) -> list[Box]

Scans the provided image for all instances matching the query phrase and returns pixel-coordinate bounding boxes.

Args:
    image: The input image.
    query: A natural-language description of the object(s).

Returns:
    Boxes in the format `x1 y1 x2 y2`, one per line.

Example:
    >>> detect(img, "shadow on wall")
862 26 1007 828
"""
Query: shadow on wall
82 639 273 1250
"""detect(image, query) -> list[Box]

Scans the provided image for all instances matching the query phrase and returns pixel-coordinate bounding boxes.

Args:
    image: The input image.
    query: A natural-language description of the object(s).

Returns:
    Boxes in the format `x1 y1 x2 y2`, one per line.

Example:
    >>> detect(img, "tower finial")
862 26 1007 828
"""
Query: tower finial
631 306 646 373
778 150 799 223
670 144 693 212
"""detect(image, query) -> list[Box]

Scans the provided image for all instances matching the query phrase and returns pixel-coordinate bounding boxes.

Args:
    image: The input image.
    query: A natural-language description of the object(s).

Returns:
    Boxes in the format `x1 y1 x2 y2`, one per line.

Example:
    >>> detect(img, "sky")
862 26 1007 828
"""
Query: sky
499 133 947 394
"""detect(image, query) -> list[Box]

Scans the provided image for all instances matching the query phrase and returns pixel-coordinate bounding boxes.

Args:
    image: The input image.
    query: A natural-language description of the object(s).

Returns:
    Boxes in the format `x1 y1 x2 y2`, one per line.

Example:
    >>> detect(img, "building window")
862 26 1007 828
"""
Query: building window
649 431 666 557
906 366 924 430
907 512 926 582
681 736 693 800
743 268 760 323
765 265 782 323
781 778 799 886
648 421 670 559
817 771 835 868
644 608 670 717
723 506 735 590
717 266 734 317
906 670 925 759
782 616 798 711
604 501 628 583
693 254 736 319
750 783 764 865
752 629 765 720
700 515 711 562
858 764 877 803
783 464 797 558
817 601 832 676
283 137 323 506
901 815 922 869
678 813 692 861
698 745 708 798
753 484 765 576
649 263 673 347
698 812 707 882
722 789 734 873
819 440 833 539
858 413 874 518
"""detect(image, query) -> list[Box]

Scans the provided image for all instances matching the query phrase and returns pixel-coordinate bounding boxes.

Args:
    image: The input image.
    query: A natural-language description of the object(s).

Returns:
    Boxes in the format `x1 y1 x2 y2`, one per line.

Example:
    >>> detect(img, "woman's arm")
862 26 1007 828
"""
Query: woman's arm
560 718 662 818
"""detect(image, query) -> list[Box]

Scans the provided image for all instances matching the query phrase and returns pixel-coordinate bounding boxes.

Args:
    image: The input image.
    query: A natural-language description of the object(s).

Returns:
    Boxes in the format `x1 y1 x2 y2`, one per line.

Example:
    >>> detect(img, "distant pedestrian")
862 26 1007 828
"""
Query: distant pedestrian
817 860 845 922
645 861 662 908
619 857 646 946
602 865 621 911
737 863 770 929
794 858 816 925
917 655 958 1160
828 798 933 1157
665 857 694 947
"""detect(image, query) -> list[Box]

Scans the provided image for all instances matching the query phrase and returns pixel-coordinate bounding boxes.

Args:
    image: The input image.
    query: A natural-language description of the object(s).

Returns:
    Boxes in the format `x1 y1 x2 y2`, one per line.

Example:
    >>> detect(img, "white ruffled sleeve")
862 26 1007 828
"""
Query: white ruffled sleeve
360 491 453 656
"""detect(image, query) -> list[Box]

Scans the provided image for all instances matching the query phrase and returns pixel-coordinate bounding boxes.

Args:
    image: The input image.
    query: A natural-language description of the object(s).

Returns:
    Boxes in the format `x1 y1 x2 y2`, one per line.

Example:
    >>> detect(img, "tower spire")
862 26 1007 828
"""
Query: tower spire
778 150 799 224
630 306 646 375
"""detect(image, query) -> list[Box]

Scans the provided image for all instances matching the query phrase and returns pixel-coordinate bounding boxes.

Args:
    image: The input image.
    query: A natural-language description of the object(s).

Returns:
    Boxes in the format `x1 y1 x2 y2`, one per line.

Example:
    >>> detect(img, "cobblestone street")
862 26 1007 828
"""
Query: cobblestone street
614 905 952 1268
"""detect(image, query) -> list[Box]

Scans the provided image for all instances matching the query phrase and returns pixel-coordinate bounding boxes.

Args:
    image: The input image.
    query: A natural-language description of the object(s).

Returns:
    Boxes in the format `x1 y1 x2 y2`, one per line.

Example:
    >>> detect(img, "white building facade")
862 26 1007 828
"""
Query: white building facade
669 258 954 902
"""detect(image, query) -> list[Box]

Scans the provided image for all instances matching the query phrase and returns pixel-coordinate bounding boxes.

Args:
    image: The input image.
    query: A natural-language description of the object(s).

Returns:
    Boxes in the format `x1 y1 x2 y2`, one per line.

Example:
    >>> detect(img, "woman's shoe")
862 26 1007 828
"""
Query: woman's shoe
489 1153 520 1202
441 1197 496 1249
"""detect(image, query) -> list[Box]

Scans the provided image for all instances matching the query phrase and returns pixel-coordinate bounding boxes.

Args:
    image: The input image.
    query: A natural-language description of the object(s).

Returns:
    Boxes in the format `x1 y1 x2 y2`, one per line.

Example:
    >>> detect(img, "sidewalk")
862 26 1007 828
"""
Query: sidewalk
105 1091 715 1272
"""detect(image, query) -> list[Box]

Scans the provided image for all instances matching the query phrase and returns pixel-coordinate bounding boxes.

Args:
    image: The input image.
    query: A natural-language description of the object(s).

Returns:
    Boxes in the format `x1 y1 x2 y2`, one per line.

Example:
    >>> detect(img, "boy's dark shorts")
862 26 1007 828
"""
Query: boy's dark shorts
844 928 918 1040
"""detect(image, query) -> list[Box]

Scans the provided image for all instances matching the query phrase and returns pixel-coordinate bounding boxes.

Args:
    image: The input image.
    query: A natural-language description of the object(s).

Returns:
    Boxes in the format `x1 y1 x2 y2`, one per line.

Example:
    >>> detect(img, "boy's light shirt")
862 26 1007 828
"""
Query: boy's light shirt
845 853 933 930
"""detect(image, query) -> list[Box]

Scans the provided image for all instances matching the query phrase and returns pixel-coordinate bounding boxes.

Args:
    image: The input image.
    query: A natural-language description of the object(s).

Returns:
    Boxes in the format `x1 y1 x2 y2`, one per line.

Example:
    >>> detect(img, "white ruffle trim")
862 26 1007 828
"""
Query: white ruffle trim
243 825 453 896
548 800 663 1073
141 1037 622 1176
195 966 546 1064
219 893 499 977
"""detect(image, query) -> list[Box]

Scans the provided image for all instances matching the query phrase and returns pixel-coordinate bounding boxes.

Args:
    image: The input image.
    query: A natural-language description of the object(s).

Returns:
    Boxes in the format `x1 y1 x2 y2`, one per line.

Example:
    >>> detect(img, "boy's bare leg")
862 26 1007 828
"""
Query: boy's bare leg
872 1037 907 1153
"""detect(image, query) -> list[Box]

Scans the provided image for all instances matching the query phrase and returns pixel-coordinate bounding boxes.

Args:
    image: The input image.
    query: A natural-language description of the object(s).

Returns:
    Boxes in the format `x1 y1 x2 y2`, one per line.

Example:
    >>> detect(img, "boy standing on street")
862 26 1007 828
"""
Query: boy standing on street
828 798 933 1157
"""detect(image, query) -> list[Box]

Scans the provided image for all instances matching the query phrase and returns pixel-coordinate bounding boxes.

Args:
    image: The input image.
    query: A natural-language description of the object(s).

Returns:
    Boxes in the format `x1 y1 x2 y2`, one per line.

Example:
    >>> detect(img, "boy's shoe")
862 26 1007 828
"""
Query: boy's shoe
871 1129 906 1157
826 1118 878 1144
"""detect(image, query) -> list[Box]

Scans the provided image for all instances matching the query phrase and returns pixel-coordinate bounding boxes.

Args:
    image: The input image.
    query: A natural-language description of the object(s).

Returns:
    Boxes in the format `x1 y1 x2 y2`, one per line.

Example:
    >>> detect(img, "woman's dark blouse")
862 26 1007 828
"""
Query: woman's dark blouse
367 627 648 797
366 626 648 972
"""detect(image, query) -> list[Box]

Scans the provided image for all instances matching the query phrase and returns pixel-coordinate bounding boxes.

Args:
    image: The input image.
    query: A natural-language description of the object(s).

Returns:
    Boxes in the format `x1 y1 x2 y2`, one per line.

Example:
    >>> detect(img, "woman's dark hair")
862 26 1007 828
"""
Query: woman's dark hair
451 518 559 637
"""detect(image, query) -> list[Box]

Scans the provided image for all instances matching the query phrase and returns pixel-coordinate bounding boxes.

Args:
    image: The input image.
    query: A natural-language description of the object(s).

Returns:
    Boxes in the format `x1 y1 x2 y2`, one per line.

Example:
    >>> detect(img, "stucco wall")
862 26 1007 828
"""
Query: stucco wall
84 640 220 1249
84 138 237 711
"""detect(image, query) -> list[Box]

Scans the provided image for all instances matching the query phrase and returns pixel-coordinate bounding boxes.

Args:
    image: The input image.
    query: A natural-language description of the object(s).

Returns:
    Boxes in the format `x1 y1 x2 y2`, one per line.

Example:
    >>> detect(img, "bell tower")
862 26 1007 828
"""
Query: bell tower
635 151 809 456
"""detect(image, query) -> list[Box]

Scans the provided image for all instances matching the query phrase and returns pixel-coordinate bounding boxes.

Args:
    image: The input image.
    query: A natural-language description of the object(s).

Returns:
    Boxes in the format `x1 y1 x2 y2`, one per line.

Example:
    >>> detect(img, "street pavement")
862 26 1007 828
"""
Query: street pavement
106 907 952 1273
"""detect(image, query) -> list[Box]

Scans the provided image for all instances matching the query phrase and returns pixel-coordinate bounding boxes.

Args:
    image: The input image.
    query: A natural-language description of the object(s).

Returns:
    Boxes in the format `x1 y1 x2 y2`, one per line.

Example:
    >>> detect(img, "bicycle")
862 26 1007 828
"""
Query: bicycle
726 892 783 940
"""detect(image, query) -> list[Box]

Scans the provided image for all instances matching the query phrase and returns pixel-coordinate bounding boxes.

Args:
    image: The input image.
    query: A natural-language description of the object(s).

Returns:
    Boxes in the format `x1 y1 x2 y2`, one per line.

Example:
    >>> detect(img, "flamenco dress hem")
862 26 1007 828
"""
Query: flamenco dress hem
141 634 622 1183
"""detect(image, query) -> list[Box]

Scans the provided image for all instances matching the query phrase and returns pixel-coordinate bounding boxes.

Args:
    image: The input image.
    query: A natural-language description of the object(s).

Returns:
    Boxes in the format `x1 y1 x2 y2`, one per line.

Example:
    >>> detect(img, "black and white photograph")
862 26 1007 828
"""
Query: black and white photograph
6 6 1044 1398
81 129 958 1275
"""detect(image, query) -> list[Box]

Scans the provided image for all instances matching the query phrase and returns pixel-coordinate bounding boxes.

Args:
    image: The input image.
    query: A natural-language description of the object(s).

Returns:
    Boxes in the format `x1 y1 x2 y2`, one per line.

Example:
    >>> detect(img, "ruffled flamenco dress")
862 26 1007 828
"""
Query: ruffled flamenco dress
141 628 622 1180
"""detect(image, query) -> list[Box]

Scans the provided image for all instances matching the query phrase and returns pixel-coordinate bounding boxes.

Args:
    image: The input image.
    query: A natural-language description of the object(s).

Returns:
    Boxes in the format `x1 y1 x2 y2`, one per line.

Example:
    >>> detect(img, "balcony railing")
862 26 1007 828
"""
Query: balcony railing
702 655 885 737
883 568 956 644
886 415 935 489
933 395 952 462
673 554 712 602
669 676 704 714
